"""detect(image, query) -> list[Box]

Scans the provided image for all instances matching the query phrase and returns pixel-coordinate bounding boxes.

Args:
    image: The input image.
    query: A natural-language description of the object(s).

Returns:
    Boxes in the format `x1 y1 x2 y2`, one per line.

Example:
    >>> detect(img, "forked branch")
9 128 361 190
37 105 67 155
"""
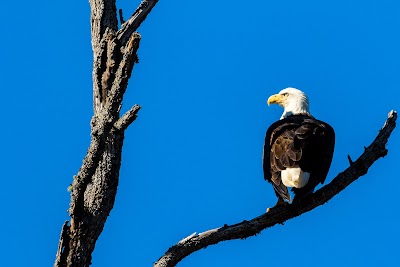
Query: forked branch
154 110 397 267
118 0 159 45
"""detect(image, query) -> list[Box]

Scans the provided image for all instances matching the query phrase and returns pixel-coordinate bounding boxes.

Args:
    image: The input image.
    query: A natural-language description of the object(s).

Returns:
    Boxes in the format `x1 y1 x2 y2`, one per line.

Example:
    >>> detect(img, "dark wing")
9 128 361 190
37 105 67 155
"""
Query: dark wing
291 119 335 199
263 119 303 202
263 115 335 201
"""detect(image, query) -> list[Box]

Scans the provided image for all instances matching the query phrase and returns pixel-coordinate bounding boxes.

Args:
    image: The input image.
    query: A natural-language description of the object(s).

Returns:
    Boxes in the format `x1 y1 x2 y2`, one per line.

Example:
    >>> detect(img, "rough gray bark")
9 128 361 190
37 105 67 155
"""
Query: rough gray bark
54 1 158 266
153 111 397 267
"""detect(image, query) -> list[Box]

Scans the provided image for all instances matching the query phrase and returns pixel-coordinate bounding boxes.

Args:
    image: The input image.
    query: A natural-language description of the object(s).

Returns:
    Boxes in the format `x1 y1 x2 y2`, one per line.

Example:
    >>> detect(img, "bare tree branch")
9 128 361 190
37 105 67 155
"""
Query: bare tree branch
114 104 142 131
154 110 398 267
54 221 70 267
90 0 119 113
117 0 159 45
68 128 105 217
106 32 141 113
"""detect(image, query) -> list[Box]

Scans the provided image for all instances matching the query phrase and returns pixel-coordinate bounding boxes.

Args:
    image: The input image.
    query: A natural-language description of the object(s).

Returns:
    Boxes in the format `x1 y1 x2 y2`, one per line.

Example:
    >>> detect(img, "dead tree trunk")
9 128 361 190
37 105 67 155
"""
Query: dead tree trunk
54 1 159 266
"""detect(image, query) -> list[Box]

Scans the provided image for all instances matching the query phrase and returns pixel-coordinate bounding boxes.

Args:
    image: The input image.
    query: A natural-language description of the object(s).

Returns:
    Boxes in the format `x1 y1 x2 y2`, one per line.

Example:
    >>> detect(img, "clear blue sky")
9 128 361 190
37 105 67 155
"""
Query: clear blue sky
1 0 399 266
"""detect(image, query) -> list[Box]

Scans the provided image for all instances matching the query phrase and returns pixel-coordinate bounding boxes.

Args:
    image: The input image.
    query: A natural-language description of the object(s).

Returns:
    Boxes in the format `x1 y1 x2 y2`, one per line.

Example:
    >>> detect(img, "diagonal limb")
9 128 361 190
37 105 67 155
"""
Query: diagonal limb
154 110 397 267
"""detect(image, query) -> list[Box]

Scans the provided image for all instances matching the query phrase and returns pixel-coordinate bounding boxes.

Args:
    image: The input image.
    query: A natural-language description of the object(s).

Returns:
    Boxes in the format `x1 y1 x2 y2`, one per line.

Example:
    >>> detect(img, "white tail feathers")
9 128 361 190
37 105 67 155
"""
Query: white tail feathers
281 168 310 188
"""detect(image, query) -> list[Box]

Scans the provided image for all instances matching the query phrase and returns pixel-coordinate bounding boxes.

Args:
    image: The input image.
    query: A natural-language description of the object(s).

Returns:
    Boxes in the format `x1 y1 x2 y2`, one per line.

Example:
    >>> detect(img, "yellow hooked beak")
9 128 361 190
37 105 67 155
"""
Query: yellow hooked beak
267 94 284 106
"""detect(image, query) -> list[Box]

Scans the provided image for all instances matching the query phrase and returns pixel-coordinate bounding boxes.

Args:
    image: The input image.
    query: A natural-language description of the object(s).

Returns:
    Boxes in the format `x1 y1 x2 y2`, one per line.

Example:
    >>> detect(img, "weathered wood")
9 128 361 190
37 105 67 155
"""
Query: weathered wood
54 221 70 267
153 111 397 267
67 131 125 266
54 1 157 266
114 104 141 131
90 0 119 114
117 0 159 45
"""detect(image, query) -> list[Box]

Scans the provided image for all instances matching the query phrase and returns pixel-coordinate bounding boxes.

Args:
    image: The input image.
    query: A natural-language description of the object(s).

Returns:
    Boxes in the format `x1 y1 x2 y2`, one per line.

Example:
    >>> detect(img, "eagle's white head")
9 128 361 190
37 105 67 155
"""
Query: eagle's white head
267 87 310 119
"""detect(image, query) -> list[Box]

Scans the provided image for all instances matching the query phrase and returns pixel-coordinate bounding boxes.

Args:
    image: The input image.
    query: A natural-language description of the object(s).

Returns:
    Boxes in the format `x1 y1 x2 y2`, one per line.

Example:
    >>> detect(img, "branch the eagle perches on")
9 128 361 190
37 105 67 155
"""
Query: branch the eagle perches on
54 0 398 266
153 110 397 267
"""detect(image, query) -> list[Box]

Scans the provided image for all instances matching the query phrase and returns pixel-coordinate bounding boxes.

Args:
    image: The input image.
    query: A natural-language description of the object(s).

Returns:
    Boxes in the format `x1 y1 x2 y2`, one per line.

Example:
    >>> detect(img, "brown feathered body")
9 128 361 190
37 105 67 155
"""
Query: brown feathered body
263 114 335 202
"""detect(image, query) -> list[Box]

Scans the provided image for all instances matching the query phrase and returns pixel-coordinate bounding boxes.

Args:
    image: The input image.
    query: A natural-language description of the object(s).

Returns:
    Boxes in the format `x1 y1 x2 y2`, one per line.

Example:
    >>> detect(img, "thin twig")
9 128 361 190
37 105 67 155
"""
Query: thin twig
119 9 125 25
347 155 354 165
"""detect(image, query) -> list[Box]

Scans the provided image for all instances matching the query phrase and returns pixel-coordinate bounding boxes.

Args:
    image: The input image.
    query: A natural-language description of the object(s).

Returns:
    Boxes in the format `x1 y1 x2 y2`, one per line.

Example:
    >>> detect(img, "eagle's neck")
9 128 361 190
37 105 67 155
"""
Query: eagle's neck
280 99 310 119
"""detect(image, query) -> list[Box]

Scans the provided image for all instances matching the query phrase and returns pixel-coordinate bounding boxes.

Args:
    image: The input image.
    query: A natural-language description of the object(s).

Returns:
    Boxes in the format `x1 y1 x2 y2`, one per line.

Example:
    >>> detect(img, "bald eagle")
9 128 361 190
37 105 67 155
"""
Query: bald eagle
263 88 335 207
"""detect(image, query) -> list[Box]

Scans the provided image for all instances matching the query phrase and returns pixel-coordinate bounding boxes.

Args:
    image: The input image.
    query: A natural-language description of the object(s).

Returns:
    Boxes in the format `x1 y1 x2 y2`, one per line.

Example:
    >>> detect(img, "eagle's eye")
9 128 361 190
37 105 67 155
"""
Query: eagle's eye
282 93 289 97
